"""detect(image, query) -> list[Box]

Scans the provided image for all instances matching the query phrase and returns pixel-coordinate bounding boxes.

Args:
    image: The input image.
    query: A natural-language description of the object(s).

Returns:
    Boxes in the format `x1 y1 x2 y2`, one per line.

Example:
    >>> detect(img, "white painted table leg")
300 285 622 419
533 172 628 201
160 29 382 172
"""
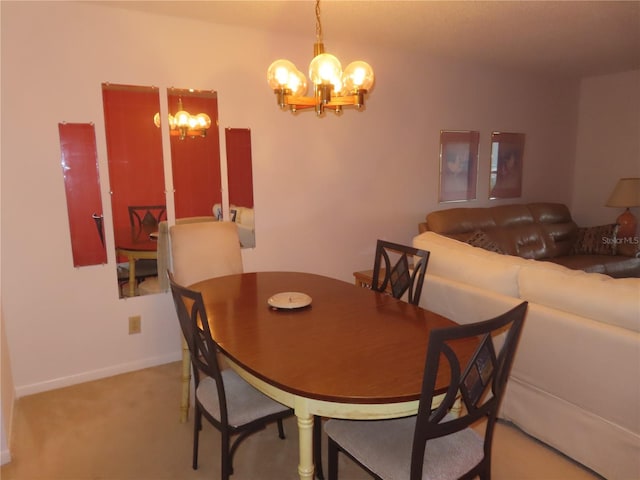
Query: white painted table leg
180 337 191 423
296 410 315 480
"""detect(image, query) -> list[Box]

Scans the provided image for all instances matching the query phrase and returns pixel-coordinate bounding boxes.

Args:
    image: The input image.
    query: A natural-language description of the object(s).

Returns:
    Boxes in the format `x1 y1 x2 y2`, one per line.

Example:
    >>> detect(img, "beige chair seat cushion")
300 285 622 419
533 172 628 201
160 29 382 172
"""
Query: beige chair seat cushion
324 416 483 480
196 371 290 427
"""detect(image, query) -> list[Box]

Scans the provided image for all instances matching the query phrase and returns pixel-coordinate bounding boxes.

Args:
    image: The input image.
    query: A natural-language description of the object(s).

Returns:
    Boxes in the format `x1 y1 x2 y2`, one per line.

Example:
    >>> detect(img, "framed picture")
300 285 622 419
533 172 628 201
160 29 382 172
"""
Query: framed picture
489 132 525 199
439 130 479 203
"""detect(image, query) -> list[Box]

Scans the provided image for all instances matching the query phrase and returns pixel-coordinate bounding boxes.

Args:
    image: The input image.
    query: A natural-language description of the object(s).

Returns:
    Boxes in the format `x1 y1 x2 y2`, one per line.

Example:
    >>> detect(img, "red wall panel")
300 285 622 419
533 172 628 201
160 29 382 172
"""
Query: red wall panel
59 123 108 266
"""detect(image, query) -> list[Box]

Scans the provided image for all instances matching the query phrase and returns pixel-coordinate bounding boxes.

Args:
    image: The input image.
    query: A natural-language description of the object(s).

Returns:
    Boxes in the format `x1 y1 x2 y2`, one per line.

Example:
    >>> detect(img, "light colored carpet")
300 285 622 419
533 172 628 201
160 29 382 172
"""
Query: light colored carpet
1 361 602 480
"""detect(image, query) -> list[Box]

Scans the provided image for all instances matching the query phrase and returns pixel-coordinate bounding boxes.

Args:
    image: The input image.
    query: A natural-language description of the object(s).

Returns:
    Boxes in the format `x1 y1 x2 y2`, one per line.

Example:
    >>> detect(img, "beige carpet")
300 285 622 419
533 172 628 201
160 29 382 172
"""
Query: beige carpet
1 361 602 480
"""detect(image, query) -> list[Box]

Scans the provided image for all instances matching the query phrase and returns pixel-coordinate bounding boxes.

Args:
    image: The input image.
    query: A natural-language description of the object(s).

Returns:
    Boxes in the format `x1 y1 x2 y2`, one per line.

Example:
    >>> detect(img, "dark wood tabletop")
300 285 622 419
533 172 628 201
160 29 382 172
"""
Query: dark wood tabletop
189 272 477 405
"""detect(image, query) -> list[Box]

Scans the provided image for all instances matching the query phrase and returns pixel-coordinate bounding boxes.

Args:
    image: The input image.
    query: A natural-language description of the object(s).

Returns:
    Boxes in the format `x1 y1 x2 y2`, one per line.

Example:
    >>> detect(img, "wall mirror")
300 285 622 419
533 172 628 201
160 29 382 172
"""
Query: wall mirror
225 128 255 248
489 132 525 199
59 122 107 267
167 88 222 219
438 130 479 203
102 83 166 298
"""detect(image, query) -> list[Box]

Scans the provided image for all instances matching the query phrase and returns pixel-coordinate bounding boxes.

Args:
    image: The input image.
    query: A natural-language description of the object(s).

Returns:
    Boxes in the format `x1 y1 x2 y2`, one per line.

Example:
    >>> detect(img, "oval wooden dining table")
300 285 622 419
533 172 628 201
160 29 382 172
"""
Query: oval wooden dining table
189 271 477 480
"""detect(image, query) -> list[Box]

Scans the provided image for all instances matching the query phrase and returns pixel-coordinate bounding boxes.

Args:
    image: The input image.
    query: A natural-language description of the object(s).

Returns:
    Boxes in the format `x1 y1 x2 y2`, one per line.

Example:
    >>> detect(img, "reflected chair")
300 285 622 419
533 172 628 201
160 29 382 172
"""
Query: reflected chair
119 205 167 295
169 274 294 480
324 301 528 480
169 221 243 423
92 213 105 246
371 240 430 305
128 204 166 241
138 216 217 296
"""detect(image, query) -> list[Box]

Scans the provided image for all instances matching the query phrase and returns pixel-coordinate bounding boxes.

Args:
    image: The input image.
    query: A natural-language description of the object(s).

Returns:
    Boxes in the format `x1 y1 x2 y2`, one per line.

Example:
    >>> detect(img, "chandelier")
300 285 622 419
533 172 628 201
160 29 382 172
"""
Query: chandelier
266 0 374 117
153 98 211 140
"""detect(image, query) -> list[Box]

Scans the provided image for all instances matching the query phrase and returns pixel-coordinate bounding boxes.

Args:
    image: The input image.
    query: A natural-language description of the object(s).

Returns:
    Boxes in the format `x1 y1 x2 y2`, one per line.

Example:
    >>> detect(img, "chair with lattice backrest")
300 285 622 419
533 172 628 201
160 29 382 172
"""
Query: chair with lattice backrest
169 221 243 423
312 240 431 479
324 301 528 480
120 205 167 293
168 273 294 480
371 240 430 305
128 204 166 242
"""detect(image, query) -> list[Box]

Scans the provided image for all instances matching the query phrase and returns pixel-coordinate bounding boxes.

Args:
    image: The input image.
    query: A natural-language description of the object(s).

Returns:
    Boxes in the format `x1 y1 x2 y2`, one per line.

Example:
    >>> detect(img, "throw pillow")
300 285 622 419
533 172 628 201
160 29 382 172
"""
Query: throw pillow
466 230 504 254
571 224 618 256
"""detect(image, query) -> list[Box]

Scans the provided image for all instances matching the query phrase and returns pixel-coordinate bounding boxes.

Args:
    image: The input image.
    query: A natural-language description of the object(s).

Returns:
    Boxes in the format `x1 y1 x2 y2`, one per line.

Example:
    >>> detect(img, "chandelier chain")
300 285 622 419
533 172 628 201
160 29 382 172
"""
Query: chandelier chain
315 0 322 42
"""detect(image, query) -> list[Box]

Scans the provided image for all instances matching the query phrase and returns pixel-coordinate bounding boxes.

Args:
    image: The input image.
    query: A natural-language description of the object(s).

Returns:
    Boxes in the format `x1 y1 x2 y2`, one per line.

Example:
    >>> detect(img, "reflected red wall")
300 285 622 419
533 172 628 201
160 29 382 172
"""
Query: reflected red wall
226 128 254 208
102 84 166 248
59 123 107 266
169 91 222 218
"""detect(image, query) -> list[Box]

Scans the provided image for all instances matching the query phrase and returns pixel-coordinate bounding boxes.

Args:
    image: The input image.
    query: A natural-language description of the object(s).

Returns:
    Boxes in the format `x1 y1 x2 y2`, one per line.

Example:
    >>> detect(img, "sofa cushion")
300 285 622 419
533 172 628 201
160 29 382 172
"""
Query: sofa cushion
465 230 504 254
413 232 521 297
571 224 617 255
518 266 640 332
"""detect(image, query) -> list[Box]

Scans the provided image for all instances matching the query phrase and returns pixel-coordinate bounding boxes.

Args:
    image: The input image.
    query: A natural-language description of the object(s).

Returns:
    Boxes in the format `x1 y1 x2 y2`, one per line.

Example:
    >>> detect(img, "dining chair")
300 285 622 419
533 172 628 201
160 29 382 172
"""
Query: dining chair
138 216 217 296
169 274 294 480
128 204 166 241
120 205 167 295
311 240 431 479
169 220 243 423
324 301 528 480
371 240 430 305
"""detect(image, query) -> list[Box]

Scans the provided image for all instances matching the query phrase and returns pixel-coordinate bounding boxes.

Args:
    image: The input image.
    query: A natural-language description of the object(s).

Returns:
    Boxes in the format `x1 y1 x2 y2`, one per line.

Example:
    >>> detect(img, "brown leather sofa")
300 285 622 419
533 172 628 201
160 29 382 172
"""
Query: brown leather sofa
419 202 640 278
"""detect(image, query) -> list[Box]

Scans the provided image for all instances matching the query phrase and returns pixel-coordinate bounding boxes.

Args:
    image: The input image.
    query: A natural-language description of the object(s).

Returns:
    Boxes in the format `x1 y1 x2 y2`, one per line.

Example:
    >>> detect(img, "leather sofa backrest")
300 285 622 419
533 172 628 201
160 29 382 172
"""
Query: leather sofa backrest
425 202 578 260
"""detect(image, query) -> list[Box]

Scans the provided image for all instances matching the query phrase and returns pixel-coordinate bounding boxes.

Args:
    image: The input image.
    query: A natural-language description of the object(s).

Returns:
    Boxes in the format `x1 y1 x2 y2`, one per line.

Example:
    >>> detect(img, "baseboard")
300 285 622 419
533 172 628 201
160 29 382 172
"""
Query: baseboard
15 351 181 398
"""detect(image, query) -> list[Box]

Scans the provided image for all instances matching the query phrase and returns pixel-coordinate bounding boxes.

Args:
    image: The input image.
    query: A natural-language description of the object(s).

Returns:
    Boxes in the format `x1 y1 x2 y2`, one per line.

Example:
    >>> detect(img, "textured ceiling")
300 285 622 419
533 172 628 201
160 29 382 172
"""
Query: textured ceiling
96 0 640 79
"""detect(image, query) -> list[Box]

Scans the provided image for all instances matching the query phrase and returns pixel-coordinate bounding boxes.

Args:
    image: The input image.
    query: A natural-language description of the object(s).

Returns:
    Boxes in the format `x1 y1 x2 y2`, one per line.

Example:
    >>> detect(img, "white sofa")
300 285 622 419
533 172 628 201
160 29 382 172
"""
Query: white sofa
213 203 255 248
413 231 640 480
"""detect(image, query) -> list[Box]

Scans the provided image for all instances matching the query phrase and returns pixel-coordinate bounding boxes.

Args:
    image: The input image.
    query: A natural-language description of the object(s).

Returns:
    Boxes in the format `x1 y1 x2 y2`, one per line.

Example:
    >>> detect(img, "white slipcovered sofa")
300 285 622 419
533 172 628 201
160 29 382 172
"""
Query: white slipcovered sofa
213 203 255 248
413 231 640 480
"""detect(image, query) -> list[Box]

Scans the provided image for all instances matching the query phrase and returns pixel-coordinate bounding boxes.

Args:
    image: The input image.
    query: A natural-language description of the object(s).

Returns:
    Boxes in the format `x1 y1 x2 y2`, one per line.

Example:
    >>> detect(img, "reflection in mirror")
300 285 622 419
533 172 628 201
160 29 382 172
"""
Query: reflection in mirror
225 128 255 248
167 88 222 219
102 83 166 298
59 122 107 267
489 132 525 200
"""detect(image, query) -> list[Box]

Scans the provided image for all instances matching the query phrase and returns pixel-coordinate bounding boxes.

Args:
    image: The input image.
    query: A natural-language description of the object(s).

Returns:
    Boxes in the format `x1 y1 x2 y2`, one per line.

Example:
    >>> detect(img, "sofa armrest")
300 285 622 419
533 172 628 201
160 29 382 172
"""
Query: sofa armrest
617 241 640 258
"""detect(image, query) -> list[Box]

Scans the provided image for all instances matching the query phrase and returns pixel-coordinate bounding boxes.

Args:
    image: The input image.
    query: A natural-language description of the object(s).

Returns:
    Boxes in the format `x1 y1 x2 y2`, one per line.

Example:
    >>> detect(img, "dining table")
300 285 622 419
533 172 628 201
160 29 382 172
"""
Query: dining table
116 236 157 297
188 271 478 480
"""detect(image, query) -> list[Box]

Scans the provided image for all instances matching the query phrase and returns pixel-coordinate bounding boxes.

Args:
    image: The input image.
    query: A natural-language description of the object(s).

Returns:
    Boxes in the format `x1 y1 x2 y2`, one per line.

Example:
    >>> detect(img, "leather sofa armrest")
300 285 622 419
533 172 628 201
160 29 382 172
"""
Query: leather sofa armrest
617 241 640 258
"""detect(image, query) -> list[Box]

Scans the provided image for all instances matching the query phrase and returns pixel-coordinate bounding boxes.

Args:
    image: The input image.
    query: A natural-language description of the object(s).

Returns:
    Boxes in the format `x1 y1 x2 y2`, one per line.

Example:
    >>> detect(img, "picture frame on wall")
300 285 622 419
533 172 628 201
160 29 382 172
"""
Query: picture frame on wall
438 130 479 203
489 132 525 199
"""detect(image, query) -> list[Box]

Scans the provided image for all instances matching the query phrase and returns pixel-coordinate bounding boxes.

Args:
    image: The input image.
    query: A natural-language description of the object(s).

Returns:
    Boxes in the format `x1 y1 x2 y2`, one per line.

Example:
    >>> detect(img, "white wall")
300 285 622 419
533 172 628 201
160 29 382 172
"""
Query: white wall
1 2 584 396
572 69 640 227
0 2 14 464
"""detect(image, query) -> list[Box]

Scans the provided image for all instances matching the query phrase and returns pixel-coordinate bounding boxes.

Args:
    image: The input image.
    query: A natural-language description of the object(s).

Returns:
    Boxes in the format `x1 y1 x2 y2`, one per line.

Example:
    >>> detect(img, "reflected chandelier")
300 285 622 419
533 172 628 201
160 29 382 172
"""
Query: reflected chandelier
153 98 211 140
266 0 374 117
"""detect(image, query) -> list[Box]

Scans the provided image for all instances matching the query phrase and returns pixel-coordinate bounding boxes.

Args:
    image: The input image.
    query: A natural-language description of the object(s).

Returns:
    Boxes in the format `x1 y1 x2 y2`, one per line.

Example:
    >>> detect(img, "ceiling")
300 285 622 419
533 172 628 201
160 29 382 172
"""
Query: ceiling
97 0 640 79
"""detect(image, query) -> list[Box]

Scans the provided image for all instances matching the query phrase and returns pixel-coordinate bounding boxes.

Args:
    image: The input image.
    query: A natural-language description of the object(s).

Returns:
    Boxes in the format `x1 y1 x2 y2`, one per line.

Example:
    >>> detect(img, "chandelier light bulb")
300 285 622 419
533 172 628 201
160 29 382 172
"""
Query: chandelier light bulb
195 113 212 129
289 69 308 96
267 59 298 90
343 61 375 92
309 53 342 86
174 110 190 128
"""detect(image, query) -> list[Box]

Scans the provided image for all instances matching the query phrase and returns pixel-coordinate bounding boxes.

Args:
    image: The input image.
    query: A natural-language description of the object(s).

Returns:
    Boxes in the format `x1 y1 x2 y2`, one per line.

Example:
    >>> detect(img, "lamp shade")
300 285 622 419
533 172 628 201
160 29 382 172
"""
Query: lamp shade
606 177 640 207
606 177 640 239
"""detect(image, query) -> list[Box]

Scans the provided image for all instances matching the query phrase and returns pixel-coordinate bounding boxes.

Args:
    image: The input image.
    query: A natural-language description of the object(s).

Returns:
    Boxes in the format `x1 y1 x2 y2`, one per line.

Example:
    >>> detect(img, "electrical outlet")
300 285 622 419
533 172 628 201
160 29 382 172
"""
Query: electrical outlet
128 315 141 334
